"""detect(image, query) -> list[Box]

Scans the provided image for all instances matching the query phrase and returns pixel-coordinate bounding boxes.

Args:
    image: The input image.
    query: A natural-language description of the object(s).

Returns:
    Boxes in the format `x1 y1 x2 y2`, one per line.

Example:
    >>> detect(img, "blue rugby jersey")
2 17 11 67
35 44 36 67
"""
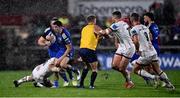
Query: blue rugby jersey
148 23 160 55
42 27 74 58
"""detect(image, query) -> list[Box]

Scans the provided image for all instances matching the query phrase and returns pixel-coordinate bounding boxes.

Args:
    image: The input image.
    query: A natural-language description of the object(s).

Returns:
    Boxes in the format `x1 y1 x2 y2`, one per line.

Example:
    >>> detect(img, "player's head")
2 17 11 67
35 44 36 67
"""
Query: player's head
112 11 121 22
144 12 154 23
130 13 140 26
86 15 96 24
52 20 63 33
50 17 58 27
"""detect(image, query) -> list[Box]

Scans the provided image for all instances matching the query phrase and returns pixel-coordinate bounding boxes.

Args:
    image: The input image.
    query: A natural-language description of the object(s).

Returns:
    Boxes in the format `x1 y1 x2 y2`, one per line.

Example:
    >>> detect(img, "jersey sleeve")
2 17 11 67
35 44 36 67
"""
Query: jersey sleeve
42 28 51 38
110 23 119 31
62 29 71 45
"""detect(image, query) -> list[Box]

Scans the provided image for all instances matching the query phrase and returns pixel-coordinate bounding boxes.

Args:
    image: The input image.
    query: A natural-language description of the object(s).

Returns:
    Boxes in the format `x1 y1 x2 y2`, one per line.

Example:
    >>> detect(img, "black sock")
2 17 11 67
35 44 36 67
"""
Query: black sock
90 71 97 87
66 67 73 80
80 68 89 86
59 71 68 82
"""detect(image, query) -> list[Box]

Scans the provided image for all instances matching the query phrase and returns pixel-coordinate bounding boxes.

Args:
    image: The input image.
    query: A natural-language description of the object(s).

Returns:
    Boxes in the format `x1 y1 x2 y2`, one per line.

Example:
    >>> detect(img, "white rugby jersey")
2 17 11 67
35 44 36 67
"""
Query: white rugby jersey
130 24 157 57
32 58 55 82
110 21 134 49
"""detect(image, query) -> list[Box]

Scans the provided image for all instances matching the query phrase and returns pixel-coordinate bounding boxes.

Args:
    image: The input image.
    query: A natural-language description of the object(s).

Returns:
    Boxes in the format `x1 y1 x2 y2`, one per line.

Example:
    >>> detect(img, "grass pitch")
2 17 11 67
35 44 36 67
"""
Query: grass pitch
0 70 180 97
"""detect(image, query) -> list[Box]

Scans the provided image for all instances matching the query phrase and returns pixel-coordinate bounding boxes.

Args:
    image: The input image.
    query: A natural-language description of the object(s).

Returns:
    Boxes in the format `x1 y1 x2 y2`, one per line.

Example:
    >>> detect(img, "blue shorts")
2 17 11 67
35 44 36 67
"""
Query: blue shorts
48 49 74 59
79 48 97 63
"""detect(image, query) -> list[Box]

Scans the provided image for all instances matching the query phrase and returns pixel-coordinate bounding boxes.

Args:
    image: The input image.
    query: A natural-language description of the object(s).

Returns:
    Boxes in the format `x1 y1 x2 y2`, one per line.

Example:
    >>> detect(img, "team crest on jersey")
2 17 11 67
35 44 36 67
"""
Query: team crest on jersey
112 24 118 30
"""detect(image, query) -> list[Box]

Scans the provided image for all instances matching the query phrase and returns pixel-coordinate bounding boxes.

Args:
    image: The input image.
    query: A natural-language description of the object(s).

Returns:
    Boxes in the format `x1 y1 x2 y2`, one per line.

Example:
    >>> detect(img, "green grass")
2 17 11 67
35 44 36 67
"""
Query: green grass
0 70 180 97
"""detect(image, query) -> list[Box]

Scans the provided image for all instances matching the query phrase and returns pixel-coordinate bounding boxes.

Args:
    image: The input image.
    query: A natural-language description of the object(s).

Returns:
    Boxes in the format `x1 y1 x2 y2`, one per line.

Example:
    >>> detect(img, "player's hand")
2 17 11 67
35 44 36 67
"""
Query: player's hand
44 41 51 47
55 57 63 66
46 35 54 41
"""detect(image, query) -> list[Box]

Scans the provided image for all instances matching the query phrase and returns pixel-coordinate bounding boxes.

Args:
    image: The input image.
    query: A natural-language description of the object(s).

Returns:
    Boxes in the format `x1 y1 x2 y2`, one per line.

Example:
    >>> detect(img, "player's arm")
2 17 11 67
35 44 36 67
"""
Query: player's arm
114 36 119 49
94 25 112 39
131 29 139 51
38 36 50 46
61 44 72 60
56 32 72 65
132 35 139 52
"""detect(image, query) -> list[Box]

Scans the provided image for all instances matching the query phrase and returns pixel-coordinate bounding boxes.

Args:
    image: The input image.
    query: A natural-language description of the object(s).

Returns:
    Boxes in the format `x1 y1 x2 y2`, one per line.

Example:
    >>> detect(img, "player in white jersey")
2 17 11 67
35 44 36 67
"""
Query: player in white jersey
13 58 61 88
130 13 175 91
100 11 135 89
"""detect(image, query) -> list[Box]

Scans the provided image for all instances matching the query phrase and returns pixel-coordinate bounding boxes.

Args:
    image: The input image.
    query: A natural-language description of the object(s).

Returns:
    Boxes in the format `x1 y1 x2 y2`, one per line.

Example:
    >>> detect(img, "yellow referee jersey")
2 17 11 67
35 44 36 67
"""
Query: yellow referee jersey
80 23 99 50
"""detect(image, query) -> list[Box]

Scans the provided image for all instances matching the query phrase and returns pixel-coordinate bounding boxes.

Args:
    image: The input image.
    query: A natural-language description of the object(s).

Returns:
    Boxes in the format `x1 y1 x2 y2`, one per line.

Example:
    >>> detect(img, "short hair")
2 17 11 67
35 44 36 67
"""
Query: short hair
50 17 58 22
144 12 154 21
86 15 96 23
131 13 140 21
112 11 121 18
53 20 63 27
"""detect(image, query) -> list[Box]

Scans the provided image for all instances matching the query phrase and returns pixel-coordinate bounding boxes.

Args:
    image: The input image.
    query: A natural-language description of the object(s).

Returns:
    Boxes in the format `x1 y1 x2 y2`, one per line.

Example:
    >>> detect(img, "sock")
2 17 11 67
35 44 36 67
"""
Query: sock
80 68 89 86
18 76 32 84
90 71 97 87
59 71 69 82
54 80 59 87
124 70 131 82
66 67 74 80
138 69 155 79
159 71 170 84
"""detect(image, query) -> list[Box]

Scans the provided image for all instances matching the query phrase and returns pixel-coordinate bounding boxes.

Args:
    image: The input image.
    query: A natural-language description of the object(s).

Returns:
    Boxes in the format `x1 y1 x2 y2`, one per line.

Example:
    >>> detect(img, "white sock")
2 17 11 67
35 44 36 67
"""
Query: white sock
18 76 32 84
138 69 155 79
159 72 168 80
159 72 171 84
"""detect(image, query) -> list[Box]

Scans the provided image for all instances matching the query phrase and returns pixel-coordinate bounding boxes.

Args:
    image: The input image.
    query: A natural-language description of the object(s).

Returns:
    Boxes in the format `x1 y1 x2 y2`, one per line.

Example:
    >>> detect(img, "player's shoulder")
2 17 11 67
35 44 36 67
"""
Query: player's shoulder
130 26 138 35
150 23 159 29
44 27 52 33
110 22 121 30
62 27 70 35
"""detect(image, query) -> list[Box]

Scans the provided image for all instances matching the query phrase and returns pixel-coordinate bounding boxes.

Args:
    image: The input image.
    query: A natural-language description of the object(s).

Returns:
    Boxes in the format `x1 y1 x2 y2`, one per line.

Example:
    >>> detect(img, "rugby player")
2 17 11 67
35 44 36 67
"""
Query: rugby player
38 18 80 87
130 13 175 91
100 11 136 89
13 58 60 88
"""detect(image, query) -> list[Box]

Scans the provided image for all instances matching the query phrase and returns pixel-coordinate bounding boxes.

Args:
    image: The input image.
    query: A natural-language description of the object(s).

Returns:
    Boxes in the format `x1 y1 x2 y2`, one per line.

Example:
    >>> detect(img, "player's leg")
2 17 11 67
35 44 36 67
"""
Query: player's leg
54 51 70 87
133 57 160 89
77 49 90 88
67 59 81 81
118 56 134 88
151 61 175 90
13 75 33 87
89 61 98 89
112 54 122 71
78 64 89 88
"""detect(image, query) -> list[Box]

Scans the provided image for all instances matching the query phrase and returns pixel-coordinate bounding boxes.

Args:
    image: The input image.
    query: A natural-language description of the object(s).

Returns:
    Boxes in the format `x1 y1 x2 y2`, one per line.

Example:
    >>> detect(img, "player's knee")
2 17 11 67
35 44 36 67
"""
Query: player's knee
91 65 98 71
111 62 118 68
133 66 140 74
118 65 126 72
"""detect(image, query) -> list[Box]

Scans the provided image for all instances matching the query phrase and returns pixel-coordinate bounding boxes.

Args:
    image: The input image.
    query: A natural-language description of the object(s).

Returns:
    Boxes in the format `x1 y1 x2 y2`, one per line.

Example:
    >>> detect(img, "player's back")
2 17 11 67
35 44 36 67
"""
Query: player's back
32 58 55 82
131 24 156 57
110 21 134 49
80 24 99 50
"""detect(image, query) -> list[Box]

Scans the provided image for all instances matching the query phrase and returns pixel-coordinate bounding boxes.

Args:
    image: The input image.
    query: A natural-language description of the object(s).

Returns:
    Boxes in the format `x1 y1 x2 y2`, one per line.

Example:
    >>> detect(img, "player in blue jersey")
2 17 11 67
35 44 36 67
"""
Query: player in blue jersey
144 12 160 55
38 18 80 87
